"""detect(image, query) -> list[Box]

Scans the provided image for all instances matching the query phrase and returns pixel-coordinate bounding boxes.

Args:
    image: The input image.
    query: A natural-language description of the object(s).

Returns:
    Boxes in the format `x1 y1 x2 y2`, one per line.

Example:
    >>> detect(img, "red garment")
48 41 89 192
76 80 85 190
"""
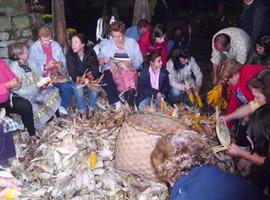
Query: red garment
42 45 53 64
227 64 267 128
138 27 168 67
0 59 17 103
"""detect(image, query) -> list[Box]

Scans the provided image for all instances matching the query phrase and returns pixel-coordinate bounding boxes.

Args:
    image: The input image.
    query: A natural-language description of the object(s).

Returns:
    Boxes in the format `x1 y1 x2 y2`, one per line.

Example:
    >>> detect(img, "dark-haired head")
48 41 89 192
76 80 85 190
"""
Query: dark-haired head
171 48 191 71
149 51 161 62
151 24 166 44
101 0 119 40
248 70 270 103
248 104 270 155
214 33 231 52
256 35 270 56
71 33 88 53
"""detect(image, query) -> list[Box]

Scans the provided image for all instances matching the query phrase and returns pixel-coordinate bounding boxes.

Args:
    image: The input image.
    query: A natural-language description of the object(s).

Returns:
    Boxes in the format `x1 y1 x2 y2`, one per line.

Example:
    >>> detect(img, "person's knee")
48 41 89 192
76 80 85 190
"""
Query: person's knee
23 100 33 114
170 88 183 97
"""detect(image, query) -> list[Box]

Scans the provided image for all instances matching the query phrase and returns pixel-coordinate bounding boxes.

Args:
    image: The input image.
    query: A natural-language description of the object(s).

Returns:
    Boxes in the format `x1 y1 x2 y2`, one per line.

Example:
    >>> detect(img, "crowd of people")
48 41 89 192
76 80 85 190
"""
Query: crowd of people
1 0 270 199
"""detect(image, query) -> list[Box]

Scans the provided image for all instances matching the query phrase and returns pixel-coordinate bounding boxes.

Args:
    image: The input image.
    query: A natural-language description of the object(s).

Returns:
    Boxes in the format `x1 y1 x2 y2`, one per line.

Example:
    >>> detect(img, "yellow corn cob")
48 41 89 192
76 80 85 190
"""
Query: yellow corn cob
207 84 223 107
160 97 166 112
187 91 195 104
88 151 97 169
0 187 19 199
195 93 203 108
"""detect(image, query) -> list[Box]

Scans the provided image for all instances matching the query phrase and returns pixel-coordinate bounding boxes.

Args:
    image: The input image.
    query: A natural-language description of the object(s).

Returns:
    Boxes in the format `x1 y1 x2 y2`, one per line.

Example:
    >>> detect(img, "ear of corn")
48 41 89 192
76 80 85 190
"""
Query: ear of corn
195 93 203 108
88 151 97 169
1 187 19 199
187 91 195 104
206 84 227 109
160 97 166 112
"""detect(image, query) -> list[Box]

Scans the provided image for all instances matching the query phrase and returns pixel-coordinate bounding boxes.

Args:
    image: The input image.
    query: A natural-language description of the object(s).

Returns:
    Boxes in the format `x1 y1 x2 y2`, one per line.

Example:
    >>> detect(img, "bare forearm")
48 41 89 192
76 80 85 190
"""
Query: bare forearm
227 105 252 121
240 151 265 166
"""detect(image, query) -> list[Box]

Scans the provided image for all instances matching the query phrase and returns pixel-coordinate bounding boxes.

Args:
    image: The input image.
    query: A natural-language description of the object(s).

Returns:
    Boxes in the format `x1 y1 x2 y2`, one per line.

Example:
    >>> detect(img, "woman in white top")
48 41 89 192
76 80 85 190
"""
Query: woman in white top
166 48 203 105
96 0 119 43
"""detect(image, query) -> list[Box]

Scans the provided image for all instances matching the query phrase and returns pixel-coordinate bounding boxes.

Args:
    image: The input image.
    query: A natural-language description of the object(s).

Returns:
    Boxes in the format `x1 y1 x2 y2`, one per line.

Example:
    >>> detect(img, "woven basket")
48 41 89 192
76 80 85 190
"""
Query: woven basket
115 113 185 181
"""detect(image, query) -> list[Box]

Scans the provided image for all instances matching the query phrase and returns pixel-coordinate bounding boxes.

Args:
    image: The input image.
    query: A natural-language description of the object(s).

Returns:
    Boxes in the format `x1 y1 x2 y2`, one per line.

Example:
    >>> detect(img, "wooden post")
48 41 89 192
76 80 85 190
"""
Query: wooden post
52 0 68 52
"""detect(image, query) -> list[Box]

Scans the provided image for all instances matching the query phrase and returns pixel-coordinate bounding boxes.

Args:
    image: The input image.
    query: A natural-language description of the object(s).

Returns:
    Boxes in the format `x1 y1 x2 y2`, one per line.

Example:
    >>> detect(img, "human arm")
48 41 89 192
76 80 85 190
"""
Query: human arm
220 104 252 122
228 143 265 166
130 39 143 69
190 57 203 91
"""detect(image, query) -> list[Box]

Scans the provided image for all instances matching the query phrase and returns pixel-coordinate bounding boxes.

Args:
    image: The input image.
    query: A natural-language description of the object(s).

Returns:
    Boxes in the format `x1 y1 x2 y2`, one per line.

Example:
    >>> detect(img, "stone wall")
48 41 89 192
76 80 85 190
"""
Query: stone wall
0 13 43 60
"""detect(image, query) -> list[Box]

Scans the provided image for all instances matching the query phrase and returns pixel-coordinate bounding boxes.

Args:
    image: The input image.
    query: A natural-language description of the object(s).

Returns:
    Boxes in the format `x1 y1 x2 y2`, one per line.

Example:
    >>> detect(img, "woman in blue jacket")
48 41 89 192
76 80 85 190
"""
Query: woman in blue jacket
137 51 170 111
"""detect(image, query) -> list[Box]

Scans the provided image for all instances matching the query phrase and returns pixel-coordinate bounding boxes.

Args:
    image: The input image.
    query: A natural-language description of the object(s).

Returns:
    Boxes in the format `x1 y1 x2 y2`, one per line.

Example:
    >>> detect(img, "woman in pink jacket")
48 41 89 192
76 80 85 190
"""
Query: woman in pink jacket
0 59 36 139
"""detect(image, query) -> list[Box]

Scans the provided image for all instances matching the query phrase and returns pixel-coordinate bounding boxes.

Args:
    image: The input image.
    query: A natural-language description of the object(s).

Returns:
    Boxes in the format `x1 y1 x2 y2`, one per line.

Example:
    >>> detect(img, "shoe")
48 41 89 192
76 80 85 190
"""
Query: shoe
88 111 94 118
114 101 122 111
119 92 125 102
79 113 87 120
59 106 68 115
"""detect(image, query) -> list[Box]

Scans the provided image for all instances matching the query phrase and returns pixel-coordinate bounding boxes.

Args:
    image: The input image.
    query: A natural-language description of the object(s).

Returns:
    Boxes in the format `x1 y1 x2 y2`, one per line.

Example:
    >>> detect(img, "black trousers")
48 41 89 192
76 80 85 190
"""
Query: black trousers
102 70 120 105
0 95 36 136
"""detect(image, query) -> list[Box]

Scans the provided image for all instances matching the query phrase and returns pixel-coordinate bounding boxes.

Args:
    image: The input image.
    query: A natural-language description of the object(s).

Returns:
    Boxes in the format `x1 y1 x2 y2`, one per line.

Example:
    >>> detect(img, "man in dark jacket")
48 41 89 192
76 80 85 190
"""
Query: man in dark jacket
239 0 270 43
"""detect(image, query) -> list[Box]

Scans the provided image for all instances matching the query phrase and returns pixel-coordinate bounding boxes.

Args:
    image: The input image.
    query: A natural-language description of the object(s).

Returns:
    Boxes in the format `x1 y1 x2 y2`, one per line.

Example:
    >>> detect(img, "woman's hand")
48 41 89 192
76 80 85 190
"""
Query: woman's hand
219 115 231 122
5 79 21 90
156 92 163 100
227 143 245 157
98 57 110 64
76 76 84 84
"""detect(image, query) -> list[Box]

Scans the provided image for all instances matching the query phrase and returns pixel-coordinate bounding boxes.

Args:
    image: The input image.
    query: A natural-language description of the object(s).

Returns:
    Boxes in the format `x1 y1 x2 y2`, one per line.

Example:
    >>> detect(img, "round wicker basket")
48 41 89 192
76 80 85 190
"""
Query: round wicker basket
115 113 185 181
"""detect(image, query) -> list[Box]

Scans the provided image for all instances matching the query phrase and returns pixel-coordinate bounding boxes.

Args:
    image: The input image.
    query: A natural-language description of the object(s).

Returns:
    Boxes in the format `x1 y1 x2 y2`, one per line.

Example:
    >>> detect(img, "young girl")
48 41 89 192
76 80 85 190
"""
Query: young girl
137 52 170 111
166 48 202 105
139 24 168 67
66 33 100 119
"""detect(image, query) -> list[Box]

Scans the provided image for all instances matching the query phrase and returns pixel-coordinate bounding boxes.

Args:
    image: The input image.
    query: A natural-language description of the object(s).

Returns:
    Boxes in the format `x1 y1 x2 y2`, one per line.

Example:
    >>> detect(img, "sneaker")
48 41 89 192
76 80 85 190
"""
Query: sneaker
59 106 68 115
119 92 126 103
114 101 122 111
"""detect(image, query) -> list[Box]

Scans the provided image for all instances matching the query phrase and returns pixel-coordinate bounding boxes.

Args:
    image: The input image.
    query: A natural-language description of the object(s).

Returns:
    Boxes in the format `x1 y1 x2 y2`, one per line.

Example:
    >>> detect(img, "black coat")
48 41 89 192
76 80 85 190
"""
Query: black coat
239 0 270 42
137 67 170 105
66 48 99 82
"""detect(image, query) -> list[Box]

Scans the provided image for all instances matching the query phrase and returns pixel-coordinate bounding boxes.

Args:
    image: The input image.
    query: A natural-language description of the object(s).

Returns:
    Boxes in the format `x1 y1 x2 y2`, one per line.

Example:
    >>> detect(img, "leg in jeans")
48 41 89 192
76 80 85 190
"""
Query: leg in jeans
138 97 151 111
1 96 36 136
102 70 120 105
54 82 73 108
169 87 191 105
73 84 86 114
87 88 98 112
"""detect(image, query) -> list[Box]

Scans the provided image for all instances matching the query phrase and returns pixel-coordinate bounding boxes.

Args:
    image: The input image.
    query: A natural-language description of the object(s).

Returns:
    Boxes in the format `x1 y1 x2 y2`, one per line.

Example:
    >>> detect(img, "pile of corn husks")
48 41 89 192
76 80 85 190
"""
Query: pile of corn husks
9 105 168 200
7 100 234 200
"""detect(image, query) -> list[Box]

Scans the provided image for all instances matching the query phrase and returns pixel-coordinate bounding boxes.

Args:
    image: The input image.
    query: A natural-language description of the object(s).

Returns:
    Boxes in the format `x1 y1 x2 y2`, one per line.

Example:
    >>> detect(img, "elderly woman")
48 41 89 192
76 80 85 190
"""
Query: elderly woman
29 26 73 115
67 33 100 119
247 35 270 67
98 21 143 109
9 42 61 129
166 48 202 105
137 52 170 111
0 59 36 138
151 131 267 200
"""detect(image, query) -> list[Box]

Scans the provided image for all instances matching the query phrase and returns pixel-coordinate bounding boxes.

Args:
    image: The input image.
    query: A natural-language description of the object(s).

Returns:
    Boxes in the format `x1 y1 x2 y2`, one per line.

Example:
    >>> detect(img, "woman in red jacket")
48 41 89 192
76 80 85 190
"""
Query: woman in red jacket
220 58 267 147
220 59 267 125
139 24 168 67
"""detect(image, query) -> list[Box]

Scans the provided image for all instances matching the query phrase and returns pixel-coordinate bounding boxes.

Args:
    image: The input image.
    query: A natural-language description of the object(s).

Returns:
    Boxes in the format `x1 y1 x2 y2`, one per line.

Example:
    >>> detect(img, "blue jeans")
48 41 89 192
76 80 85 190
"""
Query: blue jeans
169 87 191 106
73 83 98 113
54 82 73 108
138 97 160 111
